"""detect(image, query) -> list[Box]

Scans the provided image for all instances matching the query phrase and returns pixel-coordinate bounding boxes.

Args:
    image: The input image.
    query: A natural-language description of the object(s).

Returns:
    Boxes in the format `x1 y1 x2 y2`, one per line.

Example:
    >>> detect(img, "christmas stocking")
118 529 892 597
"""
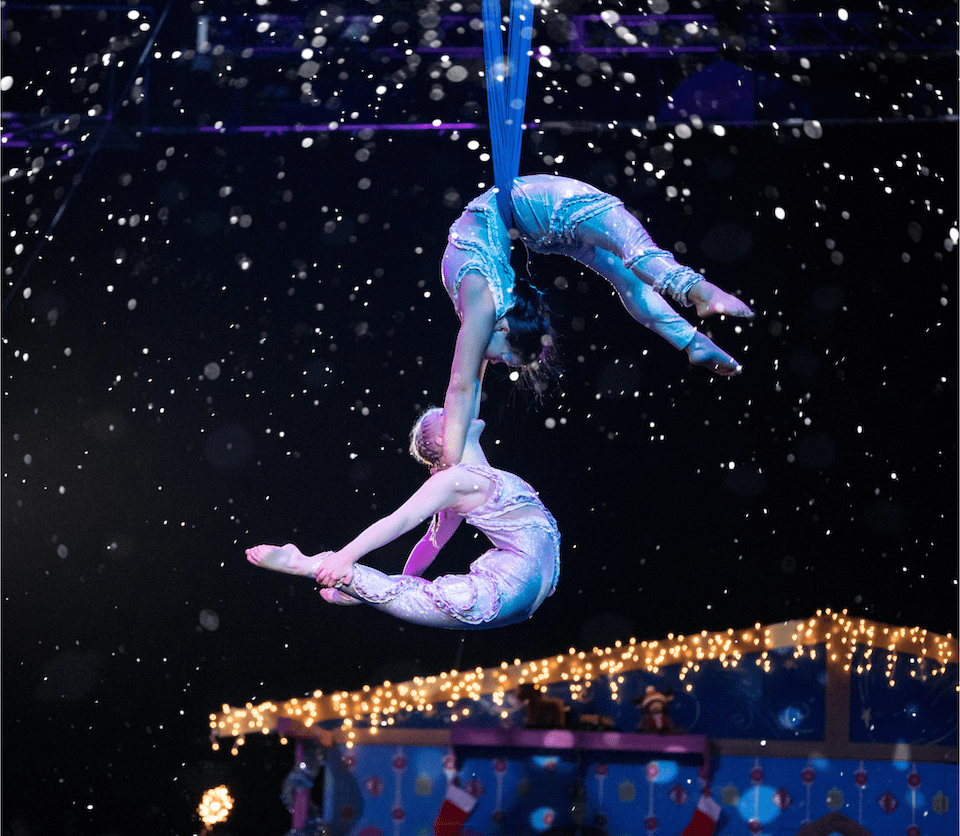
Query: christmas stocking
682 792 722 836
434 783 478 836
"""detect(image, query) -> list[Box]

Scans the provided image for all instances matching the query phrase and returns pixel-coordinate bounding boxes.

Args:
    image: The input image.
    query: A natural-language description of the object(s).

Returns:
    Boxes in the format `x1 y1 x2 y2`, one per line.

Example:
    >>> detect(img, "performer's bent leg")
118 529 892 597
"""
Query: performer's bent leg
248 545 539 628
573 242 743 375
575 207 753 318
574 244 695 348
334 564 513 630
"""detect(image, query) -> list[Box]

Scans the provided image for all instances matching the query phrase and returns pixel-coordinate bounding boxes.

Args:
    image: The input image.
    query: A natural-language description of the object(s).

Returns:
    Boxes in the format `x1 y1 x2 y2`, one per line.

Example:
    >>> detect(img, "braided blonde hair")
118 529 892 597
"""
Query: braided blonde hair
409 407 444 468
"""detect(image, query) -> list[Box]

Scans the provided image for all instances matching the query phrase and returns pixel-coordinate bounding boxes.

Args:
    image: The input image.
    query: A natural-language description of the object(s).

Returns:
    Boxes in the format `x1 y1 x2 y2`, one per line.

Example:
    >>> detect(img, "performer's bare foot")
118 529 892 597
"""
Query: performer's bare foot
688 281 754 319
684 331 742 376
320 588 362 606
245 543 325 578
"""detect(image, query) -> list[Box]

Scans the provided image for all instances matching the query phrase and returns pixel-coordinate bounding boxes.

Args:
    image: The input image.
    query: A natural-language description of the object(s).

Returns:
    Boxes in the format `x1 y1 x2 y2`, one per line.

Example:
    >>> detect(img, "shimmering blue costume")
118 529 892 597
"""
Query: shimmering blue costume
441 175 702 350
469 2 700 350
334 464 560 629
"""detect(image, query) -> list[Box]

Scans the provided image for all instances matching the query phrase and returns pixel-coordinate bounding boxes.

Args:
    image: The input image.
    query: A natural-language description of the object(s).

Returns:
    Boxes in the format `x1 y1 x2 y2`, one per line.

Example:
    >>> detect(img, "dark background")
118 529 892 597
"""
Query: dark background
2 0 957 833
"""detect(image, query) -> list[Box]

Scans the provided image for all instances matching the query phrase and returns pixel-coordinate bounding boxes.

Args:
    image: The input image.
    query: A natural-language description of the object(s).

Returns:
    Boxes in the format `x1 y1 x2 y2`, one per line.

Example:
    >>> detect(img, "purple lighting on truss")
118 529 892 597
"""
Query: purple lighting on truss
177 122 492 135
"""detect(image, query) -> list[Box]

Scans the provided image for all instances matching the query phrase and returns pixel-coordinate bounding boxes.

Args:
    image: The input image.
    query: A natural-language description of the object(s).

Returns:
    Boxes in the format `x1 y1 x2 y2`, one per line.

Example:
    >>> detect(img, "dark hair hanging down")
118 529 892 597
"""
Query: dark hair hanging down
503 246 560 396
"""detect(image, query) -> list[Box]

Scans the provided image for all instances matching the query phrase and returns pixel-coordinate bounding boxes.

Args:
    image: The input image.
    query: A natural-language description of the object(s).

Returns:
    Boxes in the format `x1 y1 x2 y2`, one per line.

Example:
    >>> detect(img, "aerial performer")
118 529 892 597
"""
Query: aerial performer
246 408 560 630
438 0 756 469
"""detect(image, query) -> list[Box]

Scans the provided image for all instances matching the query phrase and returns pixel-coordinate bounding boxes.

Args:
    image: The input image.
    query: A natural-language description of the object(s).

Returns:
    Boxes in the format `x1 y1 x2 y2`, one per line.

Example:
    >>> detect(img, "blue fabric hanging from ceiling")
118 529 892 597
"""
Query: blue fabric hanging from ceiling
482 0 534 229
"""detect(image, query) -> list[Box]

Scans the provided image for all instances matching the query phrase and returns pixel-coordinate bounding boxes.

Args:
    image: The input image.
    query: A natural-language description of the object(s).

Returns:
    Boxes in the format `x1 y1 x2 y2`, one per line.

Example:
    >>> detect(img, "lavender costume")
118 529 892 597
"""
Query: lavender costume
337 464 560 629
441 174 700 349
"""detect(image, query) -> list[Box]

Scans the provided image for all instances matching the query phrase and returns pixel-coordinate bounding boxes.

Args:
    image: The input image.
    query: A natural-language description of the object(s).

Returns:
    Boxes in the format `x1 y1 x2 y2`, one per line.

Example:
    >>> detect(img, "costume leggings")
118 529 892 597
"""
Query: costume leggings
546 205 700 349
332 559 542 630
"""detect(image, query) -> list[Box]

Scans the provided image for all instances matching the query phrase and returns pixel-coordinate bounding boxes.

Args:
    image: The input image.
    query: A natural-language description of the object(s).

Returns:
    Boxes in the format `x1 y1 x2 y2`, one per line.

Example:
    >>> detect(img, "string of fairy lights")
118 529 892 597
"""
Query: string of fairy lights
207 611 956 755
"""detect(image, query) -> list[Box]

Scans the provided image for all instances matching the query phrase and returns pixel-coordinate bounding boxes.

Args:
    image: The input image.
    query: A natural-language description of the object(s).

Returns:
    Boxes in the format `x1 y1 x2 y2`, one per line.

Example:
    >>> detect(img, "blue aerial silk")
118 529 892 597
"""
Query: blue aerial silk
482 0 534 229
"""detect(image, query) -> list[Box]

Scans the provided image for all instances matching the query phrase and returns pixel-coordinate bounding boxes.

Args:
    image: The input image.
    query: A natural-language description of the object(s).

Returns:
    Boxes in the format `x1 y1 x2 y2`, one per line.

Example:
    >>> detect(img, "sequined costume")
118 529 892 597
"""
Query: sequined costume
332 464 560 629
441 174 701 349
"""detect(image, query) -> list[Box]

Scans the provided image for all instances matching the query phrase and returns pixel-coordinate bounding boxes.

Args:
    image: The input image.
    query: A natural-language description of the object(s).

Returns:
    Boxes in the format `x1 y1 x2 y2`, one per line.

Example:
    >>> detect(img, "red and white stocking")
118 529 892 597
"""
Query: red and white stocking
434 783 478 836
681 792 722 836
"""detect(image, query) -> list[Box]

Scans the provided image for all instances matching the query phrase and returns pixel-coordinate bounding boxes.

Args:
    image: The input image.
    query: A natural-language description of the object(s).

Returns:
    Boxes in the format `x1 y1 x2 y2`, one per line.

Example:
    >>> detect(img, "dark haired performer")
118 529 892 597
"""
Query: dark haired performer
439 173 754 468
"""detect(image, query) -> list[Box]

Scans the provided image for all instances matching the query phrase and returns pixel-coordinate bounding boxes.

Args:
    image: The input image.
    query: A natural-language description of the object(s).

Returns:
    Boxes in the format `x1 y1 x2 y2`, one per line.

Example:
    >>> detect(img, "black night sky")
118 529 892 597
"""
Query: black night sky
2 1 957 834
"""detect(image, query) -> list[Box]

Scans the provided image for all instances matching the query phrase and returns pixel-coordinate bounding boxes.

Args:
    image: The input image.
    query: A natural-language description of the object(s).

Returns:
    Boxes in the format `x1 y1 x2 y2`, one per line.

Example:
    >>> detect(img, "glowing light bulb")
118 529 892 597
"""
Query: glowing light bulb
198 785 234 827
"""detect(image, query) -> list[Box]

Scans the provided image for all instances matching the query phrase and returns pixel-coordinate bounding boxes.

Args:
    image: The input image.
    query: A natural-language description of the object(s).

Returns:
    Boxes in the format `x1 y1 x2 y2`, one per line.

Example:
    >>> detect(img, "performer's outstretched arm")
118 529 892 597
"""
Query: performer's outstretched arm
314 471 465 587
246 467 490 587
442 272 498 467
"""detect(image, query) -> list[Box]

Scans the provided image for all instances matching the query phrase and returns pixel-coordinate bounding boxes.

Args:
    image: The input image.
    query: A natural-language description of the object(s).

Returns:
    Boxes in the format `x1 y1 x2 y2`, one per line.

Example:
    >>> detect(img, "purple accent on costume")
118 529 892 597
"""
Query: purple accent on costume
442 175 698 349
341 464 560 629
